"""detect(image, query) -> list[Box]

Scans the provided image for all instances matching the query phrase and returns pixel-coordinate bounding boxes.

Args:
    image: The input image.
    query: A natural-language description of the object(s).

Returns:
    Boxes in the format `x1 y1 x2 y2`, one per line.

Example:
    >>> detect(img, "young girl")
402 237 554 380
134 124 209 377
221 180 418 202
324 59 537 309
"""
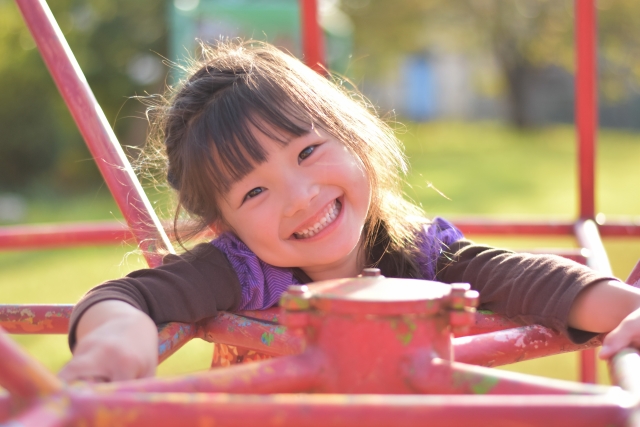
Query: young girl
60 40 640 383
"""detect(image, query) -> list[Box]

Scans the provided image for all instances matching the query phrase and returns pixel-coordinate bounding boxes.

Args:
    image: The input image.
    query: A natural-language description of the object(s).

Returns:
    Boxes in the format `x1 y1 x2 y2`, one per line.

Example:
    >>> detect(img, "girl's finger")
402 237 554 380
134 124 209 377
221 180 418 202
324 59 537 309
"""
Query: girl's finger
599 329 628 359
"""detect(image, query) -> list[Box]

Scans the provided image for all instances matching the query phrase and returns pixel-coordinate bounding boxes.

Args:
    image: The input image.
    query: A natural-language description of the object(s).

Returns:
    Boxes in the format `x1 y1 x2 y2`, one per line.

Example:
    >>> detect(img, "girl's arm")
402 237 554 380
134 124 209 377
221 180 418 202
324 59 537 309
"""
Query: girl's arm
58 300 158 382
61 243 242 382
568 280 640 359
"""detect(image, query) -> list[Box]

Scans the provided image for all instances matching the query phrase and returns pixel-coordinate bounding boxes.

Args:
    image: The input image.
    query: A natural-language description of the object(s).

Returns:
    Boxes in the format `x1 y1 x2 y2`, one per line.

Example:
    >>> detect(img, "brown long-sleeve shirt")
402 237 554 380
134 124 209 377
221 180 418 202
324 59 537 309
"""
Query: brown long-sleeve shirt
69 239 616 349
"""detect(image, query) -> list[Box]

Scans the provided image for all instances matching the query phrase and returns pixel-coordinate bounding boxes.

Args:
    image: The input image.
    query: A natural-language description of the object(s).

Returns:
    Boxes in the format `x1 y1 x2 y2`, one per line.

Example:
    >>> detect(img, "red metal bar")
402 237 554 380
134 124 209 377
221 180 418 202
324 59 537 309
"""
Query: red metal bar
459 311 523 337
599 222 640 237
574 219 611 383
0 222 133 250
0 327 62 400
453 219 575 236
14 0 173 267
0 305 72 334
627 260 640 287
0 395 13 424
575 219 613 276
609 348 640 397
157 322 199 363
5 396 71 427
299 0 326 74
1 219 637 252
69 393 630 427
453 325 603 367
576 0 597 220
409 355 612 395
99 352 323 394
236 307 281 323
200 312 305 356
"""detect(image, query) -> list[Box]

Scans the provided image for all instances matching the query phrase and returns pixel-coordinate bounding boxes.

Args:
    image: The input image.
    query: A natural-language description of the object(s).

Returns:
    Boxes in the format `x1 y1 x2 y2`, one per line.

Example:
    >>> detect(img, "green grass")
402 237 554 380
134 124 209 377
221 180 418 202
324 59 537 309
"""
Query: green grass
1 121 639 383
401 121 640 217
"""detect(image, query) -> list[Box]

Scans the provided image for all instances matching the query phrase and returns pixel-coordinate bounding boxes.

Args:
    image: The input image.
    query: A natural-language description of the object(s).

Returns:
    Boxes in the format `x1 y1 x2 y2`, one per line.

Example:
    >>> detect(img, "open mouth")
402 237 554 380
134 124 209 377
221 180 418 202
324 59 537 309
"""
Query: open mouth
293 199 342 239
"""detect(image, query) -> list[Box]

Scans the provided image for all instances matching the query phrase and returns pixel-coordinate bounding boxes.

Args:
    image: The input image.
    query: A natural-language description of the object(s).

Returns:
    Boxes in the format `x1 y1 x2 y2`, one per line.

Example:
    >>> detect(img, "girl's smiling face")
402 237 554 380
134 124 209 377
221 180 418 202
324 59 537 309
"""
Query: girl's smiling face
218 127 371 282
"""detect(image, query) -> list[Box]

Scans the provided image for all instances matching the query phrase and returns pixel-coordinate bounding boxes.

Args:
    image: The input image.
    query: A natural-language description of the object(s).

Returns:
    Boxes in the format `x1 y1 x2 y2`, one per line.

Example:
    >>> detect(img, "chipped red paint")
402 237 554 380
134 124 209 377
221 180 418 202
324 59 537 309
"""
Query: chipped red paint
200 312 304 357
157 322 200 363
460 311 523 336
408 354 612 395
2 274 640 426
4 0 640 425
0 305 72 334
100 352 323 394
453 325 603 368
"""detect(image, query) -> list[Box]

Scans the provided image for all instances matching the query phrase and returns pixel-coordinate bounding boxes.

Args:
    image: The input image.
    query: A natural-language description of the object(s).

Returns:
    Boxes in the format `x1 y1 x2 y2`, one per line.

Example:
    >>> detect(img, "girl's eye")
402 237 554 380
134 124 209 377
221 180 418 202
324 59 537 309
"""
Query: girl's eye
298 145 317 163
243 187 264 201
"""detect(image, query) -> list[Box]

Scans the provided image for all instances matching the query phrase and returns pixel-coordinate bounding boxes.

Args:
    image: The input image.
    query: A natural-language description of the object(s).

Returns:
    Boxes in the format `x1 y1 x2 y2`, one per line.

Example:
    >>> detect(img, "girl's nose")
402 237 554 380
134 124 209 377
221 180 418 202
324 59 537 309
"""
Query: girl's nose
282 178 320 217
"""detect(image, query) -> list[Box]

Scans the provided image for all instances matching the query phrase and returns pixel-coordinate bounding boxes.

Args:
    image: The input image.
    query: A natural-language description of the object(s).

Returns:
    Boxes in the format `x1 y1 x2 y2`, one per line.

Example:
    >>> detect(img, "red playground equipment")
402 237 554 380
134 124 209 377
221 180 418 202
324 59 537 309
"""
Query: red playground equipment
1 0 640 426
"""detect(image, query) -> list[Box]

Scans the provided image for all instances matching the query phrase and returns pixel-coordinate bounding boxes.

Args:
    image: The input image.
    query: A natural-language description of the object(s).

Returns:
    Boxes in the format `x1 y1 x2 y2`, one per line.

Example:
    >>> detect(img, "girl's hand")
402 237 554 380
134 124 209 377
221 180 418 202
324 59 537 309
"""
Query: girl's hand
599 307 640 360
58 300 158 383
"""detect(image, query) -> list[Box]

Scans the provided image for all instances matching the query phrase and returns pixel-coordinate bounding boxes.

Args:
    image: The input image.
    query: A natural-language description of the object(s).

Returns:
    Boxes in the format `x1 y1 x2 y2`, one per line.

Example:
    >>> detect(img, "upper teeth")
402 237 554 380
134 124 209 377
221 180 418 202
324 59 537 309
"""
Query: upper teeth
294 200 341 239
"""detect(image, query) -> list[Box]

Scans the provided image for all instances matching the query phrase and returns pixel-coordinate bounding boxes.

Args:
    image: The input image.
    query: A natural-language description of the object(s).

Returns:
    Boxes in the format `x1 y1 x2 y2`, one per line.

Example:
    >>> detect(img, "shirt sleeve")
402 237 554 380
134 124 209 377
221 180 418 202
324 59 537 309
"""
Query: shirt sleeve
435 239 619 343
68 242 242 350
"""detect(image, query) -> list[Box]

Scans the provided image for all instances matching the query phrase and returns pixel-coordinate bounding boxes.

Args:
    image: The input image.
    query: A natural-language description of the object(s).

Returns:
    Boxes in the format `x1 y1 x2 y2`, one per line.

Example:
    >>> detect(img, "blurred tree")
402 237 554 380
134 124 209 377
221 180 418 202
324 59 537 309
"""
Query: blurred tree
0 0 166 193
341 0 640 128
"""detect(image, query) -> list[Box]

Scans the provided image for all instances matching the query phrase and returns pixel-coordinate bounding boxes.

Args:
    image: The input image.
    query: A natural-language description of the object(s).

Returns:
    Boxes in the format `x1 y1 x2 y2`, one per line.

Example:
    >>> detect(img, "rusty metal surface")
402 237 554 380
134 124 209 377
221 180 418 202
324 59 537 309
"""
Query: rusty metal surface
409 354 612 395
0 305 72 334
0 275 638 427
99 352 323 394
156 322 199 364
460 311 523 336
453 325 603 368
200 312 304 356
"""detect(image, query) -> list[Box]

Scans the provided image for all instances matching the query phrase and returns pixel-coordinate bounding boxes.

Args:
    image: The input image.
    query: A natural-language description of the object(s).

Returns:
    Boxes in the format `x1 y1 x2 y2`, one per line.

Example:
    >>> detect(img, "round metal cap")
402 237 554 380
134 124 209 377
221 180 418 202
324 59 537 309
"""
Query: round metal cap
304 277 453 316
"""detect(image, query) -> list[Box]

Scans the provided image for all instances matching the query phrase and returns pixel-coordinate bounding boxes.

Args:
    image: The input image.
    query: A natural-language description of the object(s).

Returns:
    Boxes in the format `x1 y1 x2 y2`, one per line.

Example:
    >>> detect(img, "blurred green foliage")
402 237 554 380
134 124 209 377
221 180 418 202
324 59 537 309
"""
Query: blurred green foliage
342 0 640 127
0 0 166 193
2 0 640 195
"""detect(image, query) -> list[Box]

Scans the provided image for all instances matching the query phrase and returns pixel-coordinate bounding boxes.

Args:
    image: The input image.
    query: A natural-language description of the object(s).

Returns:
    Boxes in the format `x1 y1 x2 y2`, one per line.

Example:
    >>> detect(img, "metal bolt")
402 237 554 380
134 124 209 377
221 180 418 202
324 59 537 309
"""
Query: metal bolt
280 284 311 311
449 283 471 310
464 290 480 308
361 268 381 277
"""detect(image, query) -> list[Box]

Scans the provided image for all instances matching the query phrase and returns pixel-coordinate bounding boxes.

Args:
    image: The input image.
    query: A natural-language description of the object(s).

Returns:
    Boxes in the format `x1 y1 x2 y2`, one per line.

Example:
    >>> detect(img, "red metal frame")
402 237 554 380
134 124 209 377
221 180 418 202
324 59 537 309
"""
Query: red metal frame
2 0 640 425
2 275 640 426
11 0 174 267
300 0 326 74
576 0 597 221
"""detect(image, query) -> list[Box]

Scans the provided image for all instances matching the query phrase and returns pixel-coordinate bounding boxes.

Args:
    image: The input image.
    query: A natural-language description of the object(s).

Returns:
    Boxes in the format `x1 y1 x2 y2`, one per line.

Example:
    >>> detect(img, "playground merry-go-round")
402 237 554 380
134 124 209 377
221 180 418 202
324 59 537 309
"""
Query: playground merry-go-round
1 0 640 426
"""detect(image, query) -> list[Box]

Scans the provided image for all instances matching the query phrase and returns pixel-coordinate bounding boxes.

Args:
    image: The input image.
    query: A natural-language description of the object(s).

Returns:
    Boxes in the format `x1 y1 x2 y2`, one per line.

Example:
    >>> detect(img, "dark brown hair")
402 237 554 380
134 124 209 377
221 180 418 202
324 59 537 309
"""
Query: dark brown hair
146 40 427 277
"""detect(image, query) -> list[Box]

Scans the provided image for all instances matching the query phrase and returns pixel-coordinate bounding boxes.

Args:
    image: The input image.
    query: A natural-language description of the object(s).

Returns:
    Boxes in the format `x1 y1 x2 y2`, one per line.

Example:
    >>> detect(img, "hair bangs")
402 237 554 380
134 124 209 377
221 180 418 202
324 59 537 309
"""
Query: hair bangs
195 79 314 196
